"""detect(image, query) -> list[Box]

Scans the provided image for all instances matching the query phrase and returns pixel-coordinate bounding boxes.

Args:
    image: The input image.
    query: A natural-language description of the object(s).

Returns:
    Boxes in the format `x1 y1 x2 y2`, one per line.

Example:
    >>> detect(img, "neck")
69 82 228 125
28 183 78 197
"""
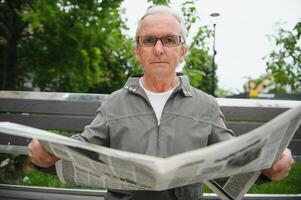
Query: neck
141 73 179 93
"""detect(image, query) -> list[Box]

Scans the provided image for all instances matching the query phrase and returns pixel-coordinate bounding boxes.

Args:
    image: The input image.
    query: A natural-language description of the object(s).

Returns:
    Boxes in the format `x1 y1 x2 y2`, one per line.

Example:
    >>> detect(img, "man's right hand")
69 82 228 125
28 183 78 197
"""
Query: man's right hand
28 139 59 168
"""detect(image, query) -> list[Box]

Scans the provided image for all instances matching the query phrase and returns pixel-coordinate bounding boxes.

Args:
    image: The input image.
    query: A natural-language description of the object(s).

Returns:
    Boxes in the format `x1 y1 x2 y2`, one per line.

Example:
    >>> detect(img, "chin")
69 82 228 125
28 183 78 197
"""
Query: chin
152 68 174 77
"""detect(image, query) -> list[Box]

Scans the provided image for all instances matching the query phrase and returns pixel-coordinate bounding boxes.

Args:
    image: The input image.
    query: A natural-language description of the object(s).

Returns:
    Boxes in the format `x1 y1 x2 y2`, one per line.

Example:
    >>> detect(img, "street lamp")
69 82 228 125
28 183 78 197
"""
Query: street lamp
210 12 220 97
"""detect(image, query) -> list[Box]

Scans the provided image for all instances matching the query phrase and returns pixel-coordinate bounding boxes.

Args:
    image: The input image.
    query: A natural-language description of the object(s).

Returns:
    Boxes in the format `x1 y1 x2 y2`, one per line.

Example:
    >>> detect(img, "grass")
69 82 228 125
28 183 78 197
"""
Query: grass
203 163 301 194
0 166 66 187
0 164 100 190
0 154 99 190
1 154 300 194
248 163 301 194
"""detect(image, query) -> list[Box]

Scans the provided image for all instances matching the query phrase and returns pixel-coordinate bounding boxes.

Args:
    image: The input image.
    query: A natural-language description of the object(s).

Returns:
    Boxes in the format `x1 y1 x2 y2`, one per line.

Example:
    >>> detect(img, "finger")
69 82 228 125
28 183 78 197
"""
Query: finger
28 139 59 167
272 148 293 171
261 148 294 180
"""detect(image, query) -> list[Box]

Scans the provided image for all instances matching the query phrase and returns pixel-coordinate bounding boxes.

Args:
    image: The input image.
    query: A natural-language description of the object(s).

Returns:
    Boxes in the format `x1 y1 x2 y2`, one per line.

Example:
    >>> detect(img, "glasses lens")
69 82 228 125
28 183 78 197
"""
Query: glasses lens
162 35 180 47
139 36 156 47
137 35 182 47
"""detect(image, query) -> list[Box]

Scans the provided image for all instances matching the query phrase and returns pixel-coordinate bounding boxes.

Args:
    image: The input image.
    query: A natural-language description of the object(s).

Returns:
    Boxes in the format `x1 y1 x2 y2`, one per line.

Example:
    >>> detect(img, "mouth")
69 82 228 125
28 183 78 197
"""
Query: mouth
151 61 168 64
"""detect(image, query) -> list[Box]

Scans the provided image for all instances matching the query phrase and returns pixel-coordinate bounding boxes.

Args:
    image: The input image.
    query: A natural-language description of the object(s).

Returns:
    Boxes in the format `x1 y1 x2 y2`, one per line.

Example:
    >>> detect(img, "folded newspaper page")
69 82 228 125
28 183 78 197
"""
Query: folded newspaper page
0 105 300 200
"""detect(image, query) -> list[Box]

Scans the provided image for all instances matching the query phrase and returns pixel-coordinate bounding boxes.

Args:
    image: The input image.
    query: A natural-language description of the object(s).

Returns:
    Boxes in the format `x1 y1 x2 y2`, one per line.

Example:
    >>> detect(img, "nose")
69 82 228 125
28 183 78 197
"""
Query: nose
153 39 164 56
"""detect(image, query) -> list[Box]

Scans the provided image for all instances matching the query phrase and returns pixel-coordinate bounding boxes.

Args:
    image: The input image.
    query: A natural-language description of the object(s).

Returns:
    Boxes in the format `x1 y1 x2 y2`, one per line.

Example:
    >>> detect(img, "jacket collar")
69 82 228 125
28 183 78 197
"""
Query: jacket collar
123 74 193 97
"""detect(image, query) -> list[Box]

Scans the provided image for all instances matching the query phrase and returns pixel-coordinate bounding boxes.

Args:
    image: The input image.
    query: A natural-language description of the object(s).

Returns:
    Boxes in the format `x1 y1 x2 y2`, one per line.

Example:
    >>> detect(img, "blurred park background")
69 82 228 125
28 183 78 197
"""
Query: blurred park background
0 0 300 194
1 0 300 97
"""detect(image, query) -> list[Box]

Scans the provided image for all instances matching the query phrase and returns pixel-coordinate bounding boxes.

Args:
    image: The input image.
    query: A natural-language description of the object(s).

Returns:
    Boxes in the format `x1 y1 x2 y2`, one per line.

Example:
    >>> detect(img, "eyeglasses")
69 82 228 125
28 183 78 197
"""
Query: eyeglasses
136 35 184 47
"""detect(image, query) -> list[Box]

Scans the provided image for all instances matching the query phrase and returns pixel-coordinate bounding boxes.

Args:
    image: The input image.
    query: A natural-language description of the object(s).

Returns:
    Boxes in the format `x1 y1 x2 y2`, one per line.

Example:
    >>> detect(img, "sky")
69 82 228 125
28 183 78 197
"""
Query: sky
121 0 301 93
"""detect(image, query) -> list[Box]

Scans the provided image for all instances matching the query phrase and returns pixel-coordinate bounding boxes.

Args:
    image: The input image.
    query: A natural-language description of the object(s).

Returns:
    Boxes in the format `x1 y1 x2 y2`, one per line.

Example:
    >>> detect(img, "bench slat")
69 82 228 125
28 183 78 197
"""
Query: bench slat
1 114 300 138
0 99 295 122
221 107 289 122
0 133 31 146
0 99 101 115
0 114 93 131
226 122 263 135
226 122 301 139
288 140 301 156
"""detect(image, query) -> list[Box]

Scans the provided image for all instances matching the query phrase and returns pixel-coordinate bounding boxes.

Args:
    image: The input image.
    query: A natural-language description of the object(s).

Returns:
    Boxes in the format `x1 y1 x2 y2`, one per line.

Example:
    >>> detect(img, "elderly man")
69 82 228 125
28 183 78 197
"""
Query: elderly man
28 5 294 200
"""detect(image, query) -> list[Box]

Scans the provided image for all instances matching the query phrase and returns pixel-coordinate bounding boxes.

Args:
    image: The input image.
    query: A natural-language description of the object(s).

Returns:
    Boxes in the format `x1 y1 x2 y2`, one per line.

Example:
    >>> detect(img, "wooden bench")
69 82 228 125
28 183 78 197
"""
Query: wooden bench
0 91 300 200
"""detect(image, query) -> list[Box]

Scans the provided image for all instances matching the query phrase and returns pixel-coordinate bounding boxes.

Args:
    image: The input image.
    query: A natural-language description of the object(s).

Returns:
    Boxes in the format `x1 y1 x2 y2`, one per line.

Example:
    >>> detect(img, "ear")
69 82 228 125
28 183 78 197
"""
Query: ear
180 45 188 60
133 45 140 61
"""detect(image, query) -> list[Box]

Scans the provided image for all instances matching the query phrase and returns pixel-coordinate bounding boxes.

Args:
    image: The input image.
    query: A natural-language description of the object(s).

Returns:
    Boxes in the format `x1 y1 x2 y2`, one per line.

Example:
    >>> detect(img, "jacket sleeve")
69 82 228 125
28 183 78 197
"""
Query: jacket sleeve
72 104 110 147
34 105 110 175
207 97 272 185
208 97 235 145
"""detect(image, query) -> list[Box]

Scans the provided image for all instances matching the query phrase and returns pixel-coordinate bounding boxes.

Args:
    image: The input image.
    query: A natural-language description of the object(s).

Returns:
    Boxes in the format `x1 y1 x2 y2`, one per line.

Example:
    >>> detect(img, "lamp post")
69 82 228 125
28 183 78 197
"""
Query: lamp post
210 12 220 97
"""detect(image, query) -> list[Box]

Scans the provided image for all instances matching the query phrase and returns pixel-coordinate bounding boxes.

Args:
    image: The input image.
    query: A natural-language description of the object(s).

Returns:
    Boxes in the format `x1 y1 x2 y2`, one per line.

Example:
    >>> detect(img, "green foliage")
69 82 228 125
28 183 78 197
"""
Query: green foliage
21 0 139 93
203 163 301 194
265 21 301 94
1 0 140 93
249 163 301 194
181 0 198 32
148 0 170 5
0 0 32 90
1 0 216 93
184 32 214 93
215 87 234 98
0 154 28 175
180 0 215 94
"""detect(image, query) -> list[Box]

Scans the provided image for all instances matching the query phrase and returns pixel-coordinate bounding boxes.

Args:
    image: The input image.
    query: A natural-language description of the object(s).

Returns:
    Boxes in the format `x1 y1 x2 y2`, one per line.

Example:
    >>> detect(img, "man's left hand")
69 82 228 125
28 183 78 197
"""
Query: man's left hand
262 148 294 181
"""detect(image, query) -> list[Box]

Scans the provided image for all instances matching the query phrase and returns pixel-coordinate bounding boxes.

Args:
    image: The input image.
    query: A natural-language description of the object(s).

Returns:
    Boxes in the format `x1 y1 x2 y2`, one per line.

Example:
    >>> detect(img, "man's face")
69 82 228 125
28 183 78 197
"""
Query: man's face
134 13 187 77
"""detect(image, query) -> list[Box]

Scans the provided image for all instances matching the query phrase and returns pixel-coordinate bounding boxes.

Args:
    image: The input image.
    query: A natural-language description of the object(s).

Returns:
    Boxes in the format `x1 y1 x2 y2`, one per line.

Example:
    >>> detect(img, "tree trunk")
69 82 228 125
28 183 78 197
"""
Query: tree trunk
1 0 26 90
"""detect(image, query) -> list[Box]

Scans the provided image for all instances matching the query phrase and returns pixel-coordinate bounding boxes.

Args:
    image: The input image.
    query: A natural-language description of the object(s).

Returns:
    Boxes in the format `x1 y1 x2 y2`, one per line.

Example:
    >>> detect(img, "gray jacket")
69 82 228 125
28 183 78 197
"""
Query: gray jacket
78 75 234 200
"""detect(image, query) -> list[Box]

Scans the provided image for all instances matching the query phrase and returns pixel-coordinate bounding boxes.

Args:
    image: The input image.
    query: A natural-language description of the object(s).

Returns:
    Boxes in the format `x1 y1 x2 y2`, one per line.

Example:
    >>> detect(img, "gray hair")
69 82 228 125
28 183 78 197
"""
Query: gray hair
135 5 187 44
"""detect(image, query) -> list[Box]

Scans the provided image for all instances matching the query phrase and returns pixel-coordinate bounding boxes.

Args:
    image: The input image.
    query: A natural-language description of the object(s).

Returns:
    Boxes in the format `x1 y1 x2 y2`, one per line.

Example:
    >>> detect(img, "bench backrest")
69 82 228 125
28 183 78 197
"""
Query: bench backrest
0 91 300 161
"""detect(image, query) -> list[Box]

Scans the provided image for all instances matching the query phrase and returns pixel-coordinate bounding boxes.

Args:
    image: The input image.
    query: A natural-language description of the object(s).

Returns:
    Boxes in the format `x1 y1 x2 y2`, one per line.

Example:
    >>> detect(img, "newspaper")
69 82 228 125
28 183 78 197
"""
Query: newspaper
0 105 300 200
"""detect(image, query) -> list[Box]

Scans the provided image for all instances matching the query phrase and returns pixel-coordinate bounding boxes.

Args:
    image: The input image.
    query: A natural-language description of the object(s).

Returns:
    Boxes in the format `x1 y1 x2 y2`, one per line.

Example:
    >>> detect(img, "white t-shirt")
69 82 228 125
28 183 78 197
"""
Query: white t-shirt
139 79 178 125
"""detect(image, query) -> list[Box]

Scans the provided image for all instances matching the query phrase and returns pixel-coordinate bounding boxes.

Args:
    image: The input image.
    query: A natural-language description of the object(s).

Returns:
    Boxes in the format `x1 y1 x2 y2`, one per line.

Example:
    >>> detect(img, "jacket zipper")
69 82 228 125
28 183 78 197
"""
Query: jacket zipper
134 92 160 153
132 87 180 156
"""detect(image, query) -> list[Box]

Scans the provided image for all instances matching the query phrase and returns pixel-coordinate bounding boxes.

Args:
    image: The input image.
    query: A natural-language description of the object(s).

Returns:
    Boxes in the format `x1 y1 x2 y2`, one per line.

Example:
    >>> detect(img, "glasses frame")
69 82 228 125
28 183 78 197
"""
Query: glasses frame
136 35 185 47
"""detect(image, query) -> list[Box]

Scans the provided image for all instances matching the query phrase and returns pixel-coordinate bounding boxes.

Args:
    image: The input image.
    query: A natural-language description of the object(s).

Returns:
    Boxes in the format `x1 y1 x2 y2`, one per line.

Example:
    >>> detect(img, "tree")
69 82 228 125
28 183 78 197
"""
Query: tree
183 25 214 94
1 0 215 93
0 0 31 90
265 21 301 94
1 0 140 93
21 0 140 93
180 1 215 94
